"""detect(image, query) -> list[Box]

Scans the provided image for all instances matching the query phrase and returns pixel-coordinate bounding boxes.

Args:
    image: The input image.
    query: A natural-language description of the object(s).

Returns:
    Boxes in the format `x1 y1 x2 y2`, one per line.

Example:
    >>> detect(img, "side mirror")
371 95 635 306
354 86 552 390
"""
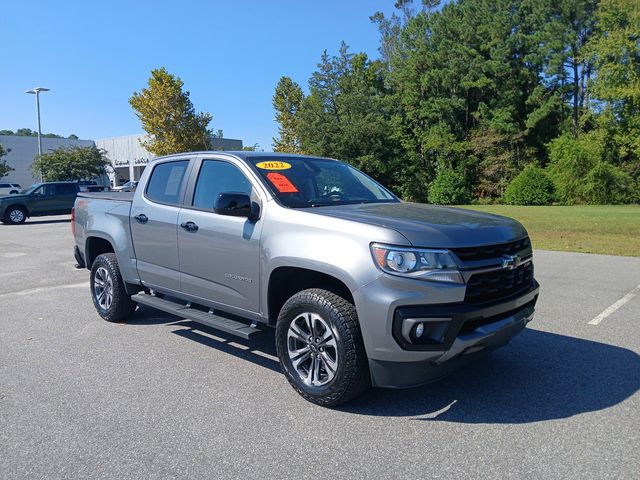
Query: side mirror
214 192 260 221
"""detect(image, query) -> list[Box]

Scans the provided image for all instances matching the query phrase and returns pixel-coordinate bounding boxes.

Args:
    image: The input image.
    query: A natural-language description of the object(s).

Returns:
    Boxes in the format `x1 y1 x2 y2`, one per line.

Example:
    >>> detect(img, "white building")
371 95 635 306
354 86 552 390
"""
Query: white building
95 134 244 186
0 134 244 188
0 135 95 187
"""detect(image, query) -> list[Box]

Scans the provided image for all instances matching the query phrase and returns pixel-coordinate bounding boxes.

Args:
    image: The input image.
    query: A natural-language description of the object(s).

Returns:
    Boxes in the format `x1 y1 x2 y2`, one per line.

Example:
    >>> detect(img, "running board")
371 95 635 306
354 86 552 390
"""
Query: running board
131 293 262 339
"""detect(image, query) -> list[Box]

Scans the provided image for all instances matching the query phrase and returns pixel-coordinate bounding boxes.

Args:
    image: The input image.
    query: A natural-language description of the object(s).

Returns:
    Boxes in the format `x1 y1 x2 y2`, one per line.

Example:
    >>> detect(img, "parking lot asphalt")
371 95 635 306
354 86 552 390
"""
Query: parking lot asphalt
1 215 639 479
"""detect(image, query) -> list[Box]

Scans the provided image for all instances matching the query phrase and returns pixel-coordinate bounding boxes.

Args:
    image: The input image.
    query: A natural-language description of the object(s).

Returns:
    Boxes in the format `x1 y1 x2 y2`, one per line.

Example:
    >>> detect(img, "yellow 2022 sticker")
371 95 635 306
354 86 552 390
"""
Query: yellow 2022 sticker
256 161 291 170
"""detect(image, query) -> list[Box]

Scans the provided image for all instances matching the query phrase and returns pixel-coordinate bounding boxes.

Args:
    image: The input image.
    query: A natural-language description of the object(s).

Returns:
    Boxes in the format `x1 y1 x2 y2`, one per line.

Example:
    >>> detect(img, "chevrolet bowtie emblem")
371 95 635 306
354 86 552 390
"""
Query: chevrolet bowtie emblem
501 254 521 270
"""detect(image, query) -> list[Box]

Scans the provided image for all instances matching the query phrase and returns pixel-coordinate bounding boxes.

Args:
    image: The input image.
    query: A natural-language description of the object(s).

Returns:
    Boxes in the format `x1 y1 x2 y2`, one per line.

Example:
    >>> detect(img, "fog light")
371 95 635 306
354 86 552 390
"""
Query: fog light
399 317 452 346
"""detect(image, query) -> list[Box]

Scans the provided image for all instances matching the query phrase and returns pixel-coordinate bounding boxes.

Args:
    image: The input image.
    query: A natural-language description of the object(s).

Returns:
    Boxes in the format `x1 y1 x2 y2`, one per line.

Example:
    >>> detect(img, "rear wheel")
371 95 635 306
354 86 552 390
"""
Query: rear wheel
90 253 137 322
4 206 27 224
275 288 370 406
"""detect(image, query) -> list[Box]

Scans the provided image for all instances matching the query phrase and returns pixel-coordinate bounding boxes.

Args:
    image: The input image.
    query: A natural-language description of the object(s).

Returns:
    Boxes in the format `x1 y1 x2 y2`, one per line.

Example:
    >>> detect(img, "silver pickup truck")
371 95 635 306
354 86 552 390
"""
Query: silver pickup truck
73 152 539 406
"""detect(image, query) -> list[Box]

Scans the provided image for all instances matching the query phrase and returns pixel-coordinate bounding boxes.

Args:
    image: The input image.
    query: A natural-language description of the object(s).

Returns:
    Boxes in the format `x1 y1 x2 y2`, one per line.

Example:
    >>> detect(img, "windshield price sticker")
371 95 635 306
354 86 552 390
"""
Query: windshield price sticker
266 172 299 193
256 161 291 170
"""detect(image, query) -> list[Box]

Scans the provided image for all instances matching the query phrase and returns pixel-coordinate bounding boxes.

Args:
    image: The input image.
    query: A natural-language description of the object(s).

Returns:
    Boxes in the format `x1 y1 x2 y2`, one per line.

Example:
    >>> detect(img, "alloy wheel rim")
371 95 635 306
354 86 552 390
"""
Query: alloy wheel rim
94 267 114 310
9 209 24 223
287 312 338 387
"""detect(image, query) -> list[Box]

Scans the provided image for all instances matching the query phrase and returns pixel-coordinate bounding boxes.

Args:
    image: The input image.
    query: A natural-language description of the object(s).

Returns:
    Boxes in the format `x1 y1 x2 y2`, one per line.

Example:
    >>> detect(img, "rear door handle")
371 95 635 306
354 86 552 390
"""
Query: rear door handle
134 214 148 224
180 221 198 232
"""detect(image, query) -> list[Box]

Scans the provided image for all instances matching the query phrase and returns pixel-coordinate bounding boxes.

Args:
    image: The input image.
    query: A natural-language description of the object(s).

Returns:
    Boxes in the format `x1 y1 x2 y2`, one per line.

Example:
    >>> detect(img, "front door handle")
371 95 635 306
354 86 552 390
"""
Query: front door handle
180 221 198 233
134 214 148 224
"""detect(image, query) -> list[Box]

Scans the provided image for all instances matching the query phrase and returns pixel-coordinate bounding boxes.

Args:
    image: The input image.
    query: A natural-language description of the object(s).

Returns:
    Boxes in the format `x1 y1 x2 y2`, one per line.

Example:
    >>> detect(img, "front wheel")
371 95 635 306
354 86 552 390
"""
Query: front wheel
4 206 27 224
90 253 137 322
275 288 370 406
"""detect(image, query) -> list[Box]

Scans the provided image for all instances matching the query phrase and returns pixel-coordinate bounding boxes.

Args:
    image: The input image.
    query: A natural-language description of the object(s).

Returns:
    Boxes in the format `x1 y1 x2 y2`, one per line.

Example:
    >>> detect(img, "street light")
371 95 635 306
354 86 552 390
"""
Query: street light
25 87 50 182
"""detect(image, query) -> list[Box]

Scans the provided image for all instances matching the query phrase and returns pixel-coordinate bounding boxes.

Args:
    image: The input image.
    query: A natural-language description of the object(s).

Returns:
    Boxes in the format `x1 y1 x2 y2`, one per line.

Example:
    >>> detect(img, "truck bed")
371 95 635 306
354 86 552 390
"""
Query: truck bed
78 191 135 202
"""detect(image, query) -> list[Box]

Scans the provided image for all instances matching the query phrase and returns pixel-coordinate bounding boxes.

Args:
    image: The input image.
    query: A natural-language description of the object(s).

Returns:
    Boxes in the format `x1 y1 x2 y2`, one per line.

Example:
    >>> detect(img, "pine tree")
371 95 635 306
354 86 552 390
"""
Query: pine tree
272 77 305 153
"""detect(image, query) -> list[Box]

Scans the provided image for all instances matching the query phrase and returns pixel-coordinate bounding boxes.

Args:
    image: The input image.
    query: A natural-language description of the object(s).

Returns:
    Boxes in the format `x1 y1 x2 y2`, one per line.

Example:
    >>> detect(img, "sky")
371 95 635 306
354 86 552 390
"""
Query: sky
0 0 396 151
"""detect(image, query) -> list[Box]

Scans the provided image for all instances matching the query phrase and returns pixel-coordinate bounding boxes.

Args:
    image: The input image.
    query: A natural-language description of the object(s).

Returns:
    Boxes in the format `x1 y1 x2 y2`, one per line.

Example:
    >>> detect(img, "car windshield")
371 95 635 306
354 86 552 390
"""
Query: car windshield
21 184 40 195
247 156 398 208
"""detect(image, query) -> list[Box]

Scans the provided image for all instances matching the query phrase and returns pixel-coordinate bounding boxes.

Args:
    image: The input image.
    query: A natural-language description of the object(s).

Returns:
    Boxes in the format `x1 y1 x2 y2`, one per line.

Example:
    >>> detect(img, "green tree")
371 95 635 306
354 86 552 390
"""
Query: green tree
274 0 638 204
15 128 36 136
272 77 306 153
297 44 401 191
1 128 64 138
0 144 13 178
386 0 563 200
31 146 110 181
129 67 213 155
586 0 640 174
537 0 597 136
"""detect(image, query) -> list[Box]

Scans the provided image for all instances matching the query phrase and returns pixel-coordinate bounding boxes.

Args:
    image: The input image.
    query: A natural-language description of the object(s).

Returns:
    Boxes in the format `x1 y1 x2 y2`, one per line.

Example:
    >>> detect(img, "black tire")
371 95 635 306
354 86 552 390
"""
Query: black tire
275 288 370 406
9 190 19 194
90 253 137 322
4 205 27 224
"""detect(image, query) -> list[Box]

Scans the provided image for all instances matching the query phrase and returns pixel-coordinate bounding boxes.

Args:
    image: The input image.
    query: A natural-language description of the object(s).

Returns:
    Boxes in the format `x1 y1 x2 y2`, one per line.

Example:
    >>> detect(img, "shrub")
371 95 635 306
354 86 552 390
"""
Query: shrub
583 162 636 204
503 164 555 205
428 166 472 205
547 134 599 204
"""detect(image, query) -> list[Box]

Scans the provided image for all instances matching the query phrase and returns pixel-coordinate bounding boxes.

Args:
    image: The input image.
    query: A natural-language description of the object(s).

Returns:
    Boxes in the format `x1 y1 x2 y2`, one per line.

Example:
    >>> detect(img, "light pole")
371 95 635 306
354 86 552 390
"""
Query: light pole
25 87 50 182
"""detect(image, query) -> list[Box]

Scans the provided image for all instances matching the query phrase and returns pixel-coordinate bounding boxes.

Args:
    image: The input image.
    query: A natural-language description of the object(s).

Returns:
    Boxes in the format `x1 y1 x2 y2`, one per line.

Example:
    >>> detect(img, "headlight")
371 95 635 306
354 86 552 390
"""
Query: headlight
370 243 464 283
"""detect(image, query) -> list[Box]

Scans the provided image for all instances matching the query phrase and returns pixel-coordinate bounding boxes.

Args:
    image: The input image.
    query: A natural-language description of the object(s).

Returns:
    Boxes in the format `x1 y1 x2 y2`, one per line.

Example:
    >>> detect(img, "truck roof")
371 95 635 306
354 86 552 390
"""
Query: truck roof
31 181 81 186
148 151 339 164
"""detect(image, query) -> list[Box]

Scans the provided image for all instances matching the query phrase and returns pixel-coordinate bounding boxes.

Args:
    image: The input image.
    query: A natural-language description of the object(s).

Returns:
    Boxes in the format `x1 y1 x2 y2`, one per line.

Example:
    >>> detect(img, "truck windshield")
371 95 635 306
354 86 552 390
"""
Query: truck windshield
248 157 398 208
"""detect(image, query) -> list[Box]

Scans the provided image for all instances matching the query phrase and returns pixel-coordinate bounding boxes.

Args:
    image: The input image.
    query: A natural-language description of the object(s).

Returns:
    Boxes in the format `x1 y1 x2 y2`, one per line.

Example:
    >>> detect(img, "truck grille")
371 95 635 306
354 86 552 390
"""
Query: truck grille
465 261 534 304
451 237 531 262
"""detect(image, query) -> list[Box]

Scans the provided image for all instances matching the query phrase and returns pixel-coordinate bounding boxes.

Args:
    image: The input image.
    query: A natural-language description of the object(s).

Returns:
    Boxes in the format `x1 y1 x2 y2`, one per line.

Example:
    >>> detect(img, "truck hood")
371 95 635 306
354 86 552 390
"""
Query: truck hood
307 202 528 248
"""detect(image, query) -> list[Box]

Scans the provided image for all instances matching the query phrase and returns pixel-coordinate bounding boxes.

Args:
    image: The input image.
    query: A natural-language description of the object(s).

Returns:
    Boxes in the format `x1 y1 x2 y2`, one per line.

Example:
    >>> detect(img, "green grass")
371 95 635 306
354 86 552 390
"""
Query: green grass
460 205 640 257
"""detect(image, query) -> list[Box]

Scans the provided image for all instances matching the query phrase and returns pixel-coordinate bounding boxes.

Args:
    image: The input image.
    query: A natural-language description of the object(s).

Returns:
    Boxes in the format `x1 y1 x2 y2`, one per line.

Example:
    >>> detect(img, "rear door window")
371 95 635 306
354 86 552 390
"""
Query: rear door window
55 184 78 195
145 160 190 205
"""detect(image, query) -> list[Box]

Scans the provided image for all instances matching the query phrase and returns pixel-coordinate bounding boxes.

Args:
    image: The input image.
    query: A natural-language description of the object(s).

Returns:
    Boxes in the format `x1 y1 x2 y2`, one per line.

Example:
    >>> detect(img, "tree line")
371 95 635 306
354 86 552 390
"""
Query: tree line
0 128 79 139
272 0 640 205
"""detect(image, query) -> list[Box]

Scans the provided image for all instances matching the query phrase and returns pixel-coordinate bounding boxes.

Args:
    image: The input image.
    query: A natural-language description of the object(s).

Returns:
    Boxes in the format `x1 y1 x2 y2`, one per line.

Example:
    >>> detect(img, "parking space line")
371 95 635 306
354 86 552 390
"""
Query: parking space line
0 282 88 299
588 284 640 326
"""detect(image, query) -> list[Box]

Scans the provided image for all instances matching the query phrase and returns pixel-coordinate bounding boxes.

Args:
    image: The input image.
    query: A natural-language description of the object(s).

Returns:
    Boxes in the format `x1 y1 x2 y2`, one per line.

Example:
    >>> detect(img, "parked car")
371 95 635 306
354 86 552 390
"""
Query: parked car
111 180 138 192
78 180 109 193
0 183 22 195
0 181 79 224
73 152 539 406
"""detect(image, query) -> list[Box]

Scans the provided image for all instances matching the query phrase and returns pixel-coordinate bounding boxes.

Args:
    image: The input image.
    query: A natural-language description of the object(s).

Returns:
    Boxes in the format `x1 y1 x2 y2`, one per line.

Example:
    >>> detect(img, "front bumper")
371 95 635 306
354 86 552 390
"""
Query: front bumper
353 274 539 388
370 299 535 388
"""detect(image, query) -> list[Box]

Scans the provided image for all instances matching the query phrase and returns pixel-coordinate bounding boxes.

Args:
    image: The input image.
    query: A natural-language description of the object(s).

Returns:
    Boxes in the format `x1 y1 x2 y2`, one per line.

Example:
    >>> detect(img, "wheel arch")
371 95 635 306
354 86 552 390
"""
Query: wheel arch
267 266 355 325
85 235 115 268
